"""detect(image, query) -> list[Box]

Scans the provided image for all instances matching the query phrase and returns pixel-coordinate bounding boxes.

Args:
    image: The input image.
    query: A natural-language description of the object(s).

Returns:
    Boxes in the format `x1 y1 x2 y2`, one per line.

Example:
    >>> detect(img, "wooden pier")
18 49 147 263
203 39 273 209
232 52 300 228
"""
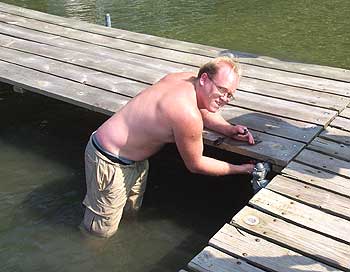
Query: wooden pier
0 3 349 271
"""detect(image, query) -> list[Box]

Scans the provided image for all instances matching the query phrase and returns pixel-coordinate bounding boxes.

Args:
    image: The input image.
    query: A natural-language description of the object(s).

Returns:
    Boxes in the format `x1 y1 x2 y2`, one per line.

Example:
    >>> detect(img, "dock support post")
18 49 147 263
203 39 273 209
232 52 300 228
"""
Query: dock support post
105 14 111 27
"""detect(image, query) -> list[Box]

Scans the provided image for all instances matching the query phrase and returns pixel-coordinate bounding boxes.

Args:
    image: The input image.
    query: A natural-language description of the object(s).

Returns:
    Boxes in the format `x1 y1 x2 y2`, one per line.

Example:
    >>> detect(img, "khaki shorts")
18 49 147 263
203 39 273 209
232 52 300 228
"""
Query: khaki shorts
81 136 149 238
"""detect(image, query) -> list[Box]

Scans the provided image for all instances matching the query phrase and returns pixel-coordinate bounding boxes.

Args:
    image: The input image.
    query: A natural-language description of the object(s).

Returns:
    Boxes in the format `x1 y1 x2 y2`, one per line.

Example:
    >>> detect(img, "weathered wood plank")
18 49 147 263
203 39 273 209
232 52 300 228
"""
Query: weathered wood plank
307 137 350 162
340 107 350 118
250 188 350 244
0 43 321 144
331 116 350 132
319 126 350 145
234 91 336 126
188 246 265 272
0 60 129 115
0 12 349 96
219 106 321 143
0 36 333 131
2 33 345 120
282 161 350 197
295 149 350 178
266 175 350 220
1 2 350 82
239 77 350 112
231 206 350 270
0 44 150 96
0 25 190 76
209 223 341 272
203 129 304 168
2 27 347 113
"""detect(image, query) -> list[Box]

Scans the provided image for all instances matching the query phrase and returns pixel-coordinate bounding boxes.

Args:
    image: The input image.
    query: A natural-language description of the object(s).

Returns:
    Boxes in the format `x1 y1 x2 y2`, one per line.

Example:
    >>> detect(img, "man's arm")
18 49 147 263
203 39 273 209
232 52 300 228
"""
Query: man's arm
171 107 254 176
200 109 255 144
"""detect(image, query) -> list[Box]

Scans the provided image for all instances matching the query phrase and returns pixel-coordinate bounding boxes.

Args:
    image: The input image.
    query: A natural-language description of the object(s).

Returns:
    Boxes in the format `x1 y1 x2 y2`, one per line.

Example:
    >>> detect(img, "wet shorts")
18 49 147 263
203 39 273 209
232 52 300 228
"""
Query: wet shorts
81 134 149 238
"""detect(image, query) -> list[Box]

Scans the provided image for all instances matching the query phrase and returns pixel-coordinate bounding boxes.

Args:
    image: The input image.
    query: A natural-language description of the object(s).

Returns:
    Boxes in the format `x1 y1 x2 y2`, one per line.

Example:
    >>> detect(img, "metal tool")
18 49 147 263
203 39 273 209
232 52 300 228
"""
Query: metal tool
250 162 271 193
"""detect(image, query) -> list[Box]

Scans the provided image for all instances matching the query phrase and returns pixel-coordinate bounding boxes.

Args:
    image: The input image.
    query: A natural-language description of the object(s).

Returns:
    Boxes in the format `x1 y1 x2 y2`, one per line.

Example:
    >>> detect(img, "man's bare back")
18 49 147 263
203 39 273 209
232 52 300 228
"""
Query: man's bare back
95 72 199 161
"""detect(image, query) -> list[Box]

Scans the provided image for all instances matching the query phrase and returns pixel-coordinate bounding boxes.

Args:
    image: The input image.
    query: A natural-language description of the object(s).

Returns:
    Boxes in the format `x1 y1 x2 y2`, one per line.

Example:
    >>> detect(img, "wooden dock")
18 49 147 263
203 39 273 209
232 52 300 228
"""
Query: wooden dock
0 3 349 271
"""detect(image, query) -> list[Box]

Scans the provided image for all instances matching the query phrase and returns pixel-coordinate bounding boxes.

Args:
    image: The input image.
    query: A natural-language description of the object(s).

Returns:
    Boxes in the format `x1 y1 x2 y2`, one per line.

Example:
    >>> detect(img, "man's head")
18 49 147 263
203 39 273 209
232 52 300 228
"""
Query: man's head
197 56 241 112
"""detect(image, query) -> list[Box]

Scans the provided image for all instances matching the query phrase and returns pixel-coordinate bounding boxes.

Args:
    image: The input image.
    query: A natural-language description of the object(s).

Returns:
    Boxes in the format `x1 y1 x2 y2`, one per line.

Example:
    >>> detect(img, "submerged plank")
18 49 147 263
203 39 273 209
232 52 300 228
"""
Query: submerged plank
295 149 350 178
231 206 350 270
188 246 265 272
0 2 350 82
319 126 350 145
282 161 350 197
307 137 350 162
203 129 304 168
266 175 350 220
250 188 350 244
209 224 341 272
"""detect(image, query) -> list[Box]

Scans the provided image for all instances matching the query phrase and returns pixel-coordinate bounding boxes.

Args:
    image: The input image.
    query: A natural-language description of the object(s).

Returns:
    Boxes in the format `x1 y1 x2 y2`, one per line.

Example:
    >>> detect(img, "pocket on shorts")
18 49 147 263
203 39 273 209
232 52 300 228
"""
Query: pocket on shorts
96 159 116 192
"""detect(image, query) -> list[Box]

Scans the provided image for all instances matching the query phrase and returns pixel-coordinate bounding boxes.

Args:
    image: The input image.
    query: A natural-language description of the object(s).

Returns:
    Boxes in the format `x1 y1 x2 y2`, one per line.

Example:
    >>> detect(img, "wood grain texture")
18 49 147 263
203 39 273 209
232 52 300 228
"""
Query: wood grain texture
331 116 350 132
307 137 350 162
295 149 350 178
282 161 350 197
319 126 350 145
250 188 350 243
340 108 350 118
209 223 341 272
231 206 350 270
188 246 265 272
266 175 350 220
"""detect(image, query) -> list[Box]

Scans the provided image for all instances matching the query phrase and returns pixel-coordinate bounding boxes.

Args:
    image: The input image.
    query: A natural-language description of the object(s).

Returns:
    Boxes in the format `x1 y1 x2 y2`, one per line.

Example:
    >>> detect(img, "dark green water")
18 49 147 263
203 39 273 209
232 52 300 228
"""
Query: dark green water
0 1 349 271
1 0 349 68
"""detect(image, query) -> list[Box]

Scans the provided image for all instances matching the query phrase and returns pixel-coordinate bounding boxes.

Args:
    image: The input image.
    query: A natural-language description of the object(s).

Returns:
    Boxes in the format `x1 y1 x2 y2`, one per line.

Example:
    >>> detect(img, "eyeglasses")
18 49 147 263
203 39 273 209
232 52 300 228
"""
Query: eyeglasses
207 74 235 102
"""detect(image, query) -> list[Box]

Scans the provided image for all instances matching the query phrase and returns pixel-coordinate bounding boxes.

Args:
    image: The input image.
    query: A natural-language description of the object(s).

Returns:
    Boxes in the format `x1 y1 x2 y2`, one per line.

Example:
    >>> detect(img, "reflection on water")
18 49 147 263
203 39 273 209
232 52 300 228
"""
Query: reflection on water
1 0 349 68
0 85 253 271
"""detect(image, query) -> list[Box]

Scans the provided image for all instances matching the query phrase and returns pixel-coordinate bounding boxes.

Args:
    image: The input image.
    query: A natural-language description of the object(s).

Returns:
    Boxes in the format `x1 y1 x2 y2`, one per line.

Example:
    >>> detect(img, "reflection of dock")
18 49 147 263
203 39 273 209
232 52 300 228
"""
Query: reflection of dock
0 3 349 271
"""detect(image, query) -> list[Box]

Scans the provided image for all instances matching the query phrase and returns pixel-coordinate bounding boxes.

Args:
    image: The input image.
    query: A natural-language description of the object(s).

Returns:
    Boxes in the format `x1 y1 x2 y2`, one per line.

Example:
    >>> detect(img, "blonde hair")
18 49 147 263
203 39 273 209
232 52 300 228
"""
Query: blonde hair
198 56 242 79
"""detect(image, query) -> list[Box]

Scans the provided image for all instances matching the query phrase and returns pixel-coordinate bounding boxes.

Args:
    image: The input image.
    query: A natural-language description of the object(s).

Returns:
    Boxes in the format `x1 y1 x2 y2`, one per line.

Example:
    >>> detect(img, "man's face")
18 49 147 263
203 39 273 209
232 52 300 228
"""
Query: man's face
201 64 239 112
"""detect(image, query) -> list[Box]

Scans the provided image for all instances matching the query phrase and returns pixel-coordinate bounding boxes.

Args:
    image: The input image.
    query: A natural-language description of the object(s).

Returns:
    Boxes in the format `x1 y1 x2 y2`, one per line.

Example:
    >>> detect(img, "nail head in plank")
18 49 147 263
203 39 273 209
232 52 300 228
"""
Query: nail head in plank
307 137 350 162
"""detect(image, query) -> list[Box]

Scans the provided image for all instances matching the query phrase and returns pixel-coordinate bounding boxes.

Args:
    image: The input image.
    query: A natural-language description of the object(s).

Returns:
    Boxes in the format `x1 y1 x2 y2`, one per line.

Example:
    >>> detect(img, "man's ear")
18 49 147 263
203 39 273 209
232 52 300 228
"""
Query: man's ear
199 73 207 87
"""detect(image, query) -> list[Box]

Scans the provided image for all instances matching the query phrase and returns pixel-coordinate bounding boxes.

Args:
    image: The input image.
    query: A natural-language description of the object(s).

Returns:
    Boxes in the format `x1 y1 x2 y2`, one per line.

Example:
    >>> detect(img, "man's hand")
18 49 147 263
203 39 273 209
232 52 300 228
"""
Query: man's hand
239 163 255 174
230 125 255 145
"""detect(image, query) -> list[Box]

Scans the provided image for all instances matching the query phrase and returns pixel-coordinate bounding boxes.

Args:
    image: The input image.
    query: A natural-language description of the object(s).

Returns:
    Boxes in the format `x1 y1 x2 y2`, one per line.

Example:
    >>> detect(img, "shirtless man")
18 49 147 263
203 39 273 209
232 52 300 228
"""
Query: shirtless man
81 56 255 238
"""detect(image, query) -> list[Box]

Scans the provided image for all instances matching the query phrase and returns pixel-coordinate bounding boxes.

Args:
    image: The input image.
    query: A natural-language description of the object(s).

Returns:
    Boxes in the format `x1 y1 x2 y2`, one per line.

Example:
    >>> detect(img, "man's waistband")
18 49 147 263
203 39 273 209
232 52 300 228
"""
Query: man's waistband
91 133 134 165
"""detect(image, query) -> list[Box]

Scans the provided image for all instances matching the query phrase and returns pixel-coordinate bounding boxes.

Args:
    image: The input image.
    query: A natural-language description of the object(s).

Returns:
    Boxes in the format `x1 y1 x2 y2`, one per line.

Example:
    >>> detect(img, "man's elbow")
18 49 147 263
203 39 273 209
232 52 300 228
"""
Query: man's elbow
185 160 204 174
